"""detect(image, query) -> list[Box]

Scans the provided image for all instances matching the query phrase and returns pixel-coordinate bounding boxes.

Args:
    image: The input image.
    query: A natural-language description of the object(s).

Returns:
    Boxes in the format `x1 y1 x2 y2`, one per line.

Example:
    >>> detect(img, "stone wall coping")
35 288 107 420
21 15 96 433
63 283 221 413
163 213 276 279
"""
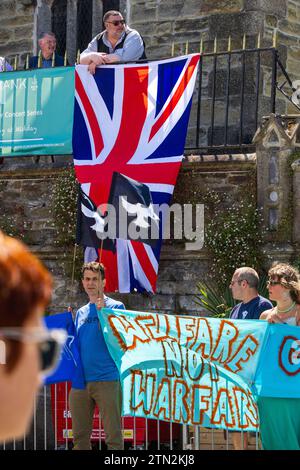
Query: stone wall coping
0 155 257 179
186 153 256 163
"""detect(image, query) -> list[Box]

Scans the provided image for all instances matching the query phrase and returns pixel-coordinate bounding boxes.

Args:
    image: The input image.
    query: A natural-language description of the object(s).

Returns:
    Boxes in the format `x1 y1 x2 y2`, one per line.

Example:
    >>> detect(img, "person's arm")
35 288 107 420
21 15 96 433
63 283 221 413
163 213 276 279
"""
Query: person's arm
103 30 144 63
79 36 108 73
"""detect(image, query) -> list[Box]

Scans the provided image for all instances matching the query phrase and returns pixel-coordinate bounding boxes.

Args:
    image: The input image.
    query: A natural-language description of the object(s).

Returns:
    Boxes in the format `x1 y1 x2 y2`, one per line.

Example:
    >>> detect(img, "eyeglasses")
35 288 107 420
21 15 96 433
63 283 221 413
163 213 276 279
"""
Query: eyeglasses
106 20 125 26
0 328 67 375
230 280 243 286
267 280 282 287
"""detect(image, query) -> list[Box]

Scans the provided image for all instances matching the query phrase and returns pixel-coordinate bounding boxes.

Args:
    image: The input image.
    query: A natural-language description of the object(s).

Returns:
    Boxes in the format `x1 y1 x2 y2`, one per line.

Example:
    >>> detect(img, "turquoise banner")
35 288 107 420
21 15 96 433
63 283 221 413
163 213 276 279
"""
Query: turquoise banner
0 67 75 156
99 309 300 430
99 308 271 431
254 323 300 398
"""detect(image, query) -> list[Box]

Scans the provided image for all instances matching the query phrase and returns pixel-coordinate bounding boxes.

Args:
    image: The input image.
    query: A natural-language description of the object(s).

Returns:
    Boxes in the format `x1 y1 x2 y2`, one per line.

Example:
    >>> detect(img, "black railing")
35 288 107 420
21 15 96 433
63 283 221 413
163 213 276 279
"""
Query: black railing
185 47 279 154
1 46 299 164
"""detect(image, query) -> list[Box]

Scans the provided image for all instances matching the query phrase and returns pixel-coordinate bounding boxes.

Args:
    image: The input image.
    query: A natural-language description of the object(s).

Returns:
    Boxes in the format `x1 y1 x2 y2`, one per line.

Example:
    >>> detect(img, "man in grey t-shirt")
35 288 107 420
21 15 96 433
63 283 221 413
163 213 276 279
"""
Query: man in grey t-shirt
80 10 145 74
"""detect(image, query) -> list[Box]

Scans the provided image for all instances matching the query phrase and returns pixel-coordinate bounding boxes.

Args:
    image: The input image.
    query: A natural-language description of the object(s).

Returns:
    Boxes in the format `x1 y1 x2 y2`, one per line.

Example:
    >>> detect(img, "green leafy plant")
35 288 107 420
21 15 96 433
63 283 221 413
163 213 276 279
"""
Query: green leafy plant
205 193 265 289
49 165 78 247
49 165 83 279
0 214 27 241
194 280 236 318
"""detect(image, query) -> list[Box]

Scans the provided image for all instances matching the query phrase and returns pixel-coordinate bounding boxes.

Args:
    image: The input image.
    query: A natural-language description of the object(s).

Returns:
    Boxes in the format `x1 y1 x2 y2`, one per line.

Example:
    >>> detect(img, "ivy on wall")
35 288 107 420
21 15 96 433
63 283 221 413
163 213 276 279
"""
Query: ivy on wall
205 192 265 289
48 165 83 279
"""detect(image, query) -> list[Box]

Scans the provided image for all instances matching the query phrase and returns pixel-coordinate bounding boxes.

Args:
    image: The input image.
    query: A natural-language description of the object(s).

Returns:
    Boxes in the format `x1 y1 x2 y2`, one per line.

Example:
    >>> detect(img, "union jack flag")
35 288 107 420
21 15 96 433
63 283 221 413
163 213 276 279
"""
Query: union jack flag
73 54 200 293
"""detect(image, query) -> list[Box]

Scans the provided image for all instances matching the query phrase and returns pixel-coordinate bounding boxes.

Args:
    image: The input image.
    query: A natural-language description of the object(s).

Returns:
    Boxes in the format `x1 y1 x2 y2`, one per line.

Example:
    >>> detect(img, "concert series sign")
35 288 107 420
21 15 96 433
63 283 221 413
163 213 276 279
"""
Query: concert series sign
0 67 74 156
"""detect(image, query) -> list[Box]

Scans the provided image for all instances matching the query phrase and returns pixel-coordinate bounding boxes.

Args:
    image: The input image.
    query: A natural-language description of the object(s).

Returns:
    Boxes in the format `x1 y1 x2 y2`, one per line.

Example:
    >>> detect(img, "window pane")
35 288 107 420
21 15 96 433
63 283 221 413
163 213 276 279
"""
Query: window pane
103 0 120 15
77 0 93 52
51 0 67 57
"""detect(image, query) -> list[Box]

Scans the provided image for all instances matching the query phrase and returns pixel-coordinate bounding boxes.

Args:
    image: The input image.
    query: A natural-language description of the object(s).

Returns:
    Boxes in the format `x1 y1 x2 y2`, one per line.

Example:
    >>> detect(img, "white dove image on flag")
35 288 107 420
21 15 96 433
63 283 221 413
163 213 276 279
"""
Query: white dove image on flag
107 172 160 248
76 187 116 254
72 54 200 292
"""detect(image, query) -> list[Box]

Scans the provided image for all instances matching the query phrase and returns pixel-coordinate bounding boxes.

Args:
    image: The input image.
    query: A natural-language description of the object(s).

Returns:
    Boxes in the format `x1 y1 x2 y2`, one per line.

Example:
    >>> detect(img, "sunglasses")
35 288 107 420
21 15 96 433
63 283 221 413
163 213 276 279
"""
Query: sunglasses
267 280 282 287
106 20 125 26
0 328 67 375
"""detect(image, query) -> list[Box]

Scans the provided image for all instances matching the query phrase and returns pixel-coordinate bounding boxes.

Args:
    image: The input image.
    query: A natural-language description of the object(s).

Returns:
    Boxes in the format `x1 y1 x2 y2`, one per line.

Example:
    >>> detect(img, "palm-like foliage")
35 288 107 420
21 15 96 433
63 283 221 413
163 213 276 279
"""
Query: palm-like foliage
194 272 270 318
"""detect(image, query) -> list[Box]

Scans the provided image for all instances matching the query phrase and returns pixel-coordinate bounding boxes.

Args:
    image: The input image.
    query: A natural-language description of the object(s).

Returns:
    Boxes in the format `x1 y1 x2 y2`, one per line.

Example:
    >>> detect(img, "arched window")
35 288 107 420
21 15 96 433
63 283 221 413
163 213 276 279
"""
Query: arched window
51 0 67 57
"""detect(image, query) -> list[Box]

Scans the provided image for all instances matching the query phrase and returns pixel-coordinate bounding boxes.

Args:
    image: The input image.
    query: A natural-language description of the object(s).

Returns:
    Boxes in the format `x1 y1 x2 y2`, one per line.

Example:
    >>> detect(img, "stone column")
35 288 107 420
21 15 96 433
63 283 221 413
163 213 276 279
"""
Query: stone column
253 114 294 241
66 0 77 64
92 0 103 36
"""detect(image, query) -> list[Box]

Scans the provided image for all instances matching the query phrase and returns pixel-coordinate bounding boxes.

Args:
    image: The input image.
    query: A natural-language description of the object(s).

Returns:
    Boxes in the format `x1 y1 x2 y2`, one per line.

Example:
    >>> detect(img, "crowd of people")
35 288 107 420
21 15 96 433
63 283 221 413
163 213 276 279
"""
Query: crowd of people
0 9 299 453
1 228 299 450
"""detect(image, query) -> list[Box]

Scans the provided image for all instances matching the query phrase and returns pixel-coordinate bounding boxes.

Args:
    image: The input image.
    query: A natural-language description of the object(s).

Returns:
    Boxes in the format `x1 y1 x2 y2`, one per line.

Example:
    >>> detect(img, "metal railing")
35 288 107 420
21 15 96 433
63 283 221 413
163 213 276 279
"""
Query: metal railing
0 382 261 451
1 34 299 160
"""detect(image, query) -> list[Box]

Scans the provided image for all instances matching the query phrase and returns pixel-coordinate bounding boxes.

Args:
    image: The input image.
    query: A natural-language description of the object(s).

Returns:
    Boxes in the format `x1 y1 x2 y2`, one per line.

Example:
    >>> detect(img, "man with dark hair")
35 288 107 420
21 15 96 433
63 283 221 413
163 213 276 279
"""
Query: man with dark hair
69 262 125 450
28 32 64 69
80 10 145 74
228 266 272 450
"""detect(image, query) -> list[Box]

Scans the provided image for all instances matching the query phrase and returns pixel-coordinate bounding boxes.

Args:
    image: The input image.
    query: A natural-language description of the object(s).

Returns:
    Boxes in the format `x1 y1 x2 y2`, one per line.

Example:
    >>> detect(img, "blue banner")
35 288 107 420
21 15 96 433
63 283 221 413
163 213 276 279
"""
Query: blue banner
44 312 84 388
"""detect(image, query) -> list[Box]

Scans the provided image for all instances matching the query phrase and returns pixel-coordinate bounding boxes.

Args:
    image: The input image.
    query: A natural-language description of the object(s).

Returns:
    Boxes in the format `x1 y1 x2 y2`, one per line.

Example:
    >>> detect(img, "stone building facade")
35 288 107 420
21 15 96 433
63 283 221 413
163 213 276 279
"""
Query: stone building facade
0 0 300 316
1 1 300 451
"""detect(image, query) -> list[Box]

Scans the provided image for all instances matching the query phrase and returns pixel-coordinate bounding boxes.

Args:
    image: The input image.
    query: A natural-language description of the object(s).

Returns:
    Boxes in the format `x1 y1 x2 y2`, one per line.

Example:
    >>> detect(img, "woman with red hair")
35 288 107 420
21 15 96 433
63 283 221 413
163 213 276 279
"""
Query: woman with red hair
0 231 65 442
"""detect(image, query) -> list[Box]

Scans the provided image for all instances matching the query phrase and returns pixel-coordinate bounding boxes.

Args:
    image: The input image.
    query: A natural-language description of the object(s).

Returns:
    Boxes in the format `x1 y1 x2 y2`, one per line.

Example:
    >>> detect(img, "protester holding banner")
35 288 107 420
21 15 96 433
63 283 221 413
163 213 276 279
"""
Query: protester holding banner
69 262 125 450
229 267 272 450
258 262 300 449
28 32 64 68
0 231 64 442
80 10 145 74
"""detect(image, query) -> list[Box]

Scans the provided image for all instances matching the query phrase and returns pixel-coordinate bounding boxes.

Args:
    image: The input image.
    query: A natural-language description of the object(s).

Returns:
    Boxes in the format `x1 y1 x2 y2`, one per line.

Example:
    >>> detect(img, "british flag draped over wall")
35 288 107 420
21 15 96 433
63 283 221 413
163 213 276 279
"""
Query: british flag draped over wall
73 54 200 293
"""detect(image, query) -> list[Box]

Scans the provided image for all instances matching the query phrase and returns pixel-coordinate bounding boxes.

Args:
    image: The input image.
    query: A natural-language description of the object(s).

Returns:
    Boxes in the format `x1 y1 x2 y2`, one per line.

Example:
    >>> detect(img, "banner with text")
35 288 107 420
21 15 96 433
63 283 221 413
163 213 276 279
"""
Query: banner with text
99 309 272 431
0 67 75 156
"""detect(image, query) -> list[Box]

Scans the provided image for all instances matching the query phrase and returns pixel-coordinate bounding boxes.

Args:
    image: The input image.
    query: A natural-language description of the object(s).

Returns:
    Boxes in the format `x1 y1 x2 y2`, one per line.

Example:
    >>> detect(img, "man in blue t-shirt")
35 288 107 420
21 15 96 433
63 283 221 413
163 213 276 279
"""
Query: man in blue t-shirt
228 266 272 450
69 262 125 450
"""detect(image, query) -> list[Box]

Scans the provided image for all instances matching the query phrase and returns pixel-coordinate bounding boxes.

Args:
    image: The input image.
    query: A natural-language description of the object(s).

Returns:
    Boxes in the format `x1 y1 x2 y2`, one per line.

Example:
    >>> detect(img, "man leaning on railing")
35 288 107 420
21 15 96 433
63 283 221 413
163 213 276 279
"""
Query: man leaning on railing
80 10 146 75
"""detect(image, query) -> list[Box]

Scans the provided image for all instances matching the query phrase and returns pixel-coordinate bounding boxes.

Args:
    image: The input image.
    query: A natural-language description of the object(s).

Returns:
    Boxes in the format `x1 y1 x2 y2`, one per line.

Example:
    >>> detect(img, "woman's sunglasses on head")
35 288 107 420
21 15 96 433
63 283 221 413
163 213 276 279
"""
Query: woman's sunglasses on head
0 328 67 375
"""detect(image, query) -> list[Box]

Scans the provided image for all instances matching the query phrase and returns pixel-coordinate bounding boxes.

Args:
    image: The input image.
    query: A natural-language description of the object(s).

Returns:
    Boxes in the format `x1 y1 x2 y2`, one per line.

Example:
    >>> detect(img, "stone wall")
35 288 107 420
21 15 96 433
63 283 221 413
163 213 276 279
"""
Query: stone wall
0 0 35 64
0 155 257 317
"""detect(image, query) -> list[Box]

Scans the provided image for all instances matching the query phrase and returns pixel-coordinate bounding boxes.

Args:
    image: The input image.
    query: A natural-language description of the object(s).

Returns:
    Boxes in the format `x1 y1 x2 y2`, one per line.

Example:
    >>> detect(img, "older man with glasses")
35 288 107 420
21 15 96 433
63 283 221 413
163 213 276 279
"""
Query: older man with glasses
80 10 146 74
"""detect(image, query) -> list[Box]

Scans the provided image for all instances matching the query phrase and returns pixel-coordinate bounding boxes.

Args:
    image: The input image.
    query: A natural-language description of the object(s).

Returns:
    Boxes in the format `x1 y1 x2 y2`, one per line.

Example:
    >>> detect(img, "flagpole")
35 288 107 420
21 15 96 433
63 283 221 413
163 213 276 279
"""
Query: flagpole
71 243 78 287
68 243 77 314
99 239 104 264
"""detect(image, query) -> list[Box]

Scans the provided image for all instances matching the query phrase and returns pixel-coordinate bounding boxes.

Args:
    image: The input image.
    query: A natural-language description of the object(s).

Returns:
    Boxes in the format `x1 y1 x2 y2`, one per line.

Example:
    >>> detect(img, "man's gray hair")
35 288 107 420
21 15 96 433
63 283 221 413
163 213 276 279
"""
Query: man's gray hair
39 31 56 40
235 267 259 289
103 10 123 22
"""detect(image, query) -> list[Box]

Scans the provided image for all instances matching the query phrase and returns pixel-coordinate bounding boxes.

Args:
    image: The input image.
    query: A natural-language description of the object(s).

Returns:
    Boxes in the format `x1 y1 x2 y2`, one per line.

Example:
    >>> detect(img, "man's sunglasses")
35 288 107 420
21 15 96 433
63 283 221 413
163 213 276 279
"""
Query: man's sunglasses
266 280 282 287
106 20 125 26
0 328 67 375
